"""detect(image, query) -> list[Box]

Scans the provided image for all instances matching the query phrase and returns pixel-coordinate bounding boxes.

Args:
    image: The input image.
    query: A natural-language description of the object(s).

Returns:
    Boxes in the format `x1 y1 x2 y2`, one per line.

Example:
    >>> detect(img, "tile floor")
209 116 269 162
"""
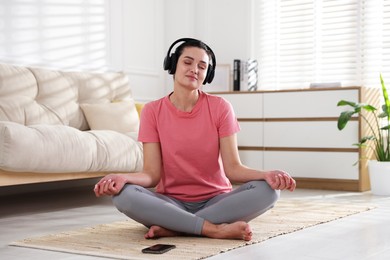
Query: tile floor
0 179 390 260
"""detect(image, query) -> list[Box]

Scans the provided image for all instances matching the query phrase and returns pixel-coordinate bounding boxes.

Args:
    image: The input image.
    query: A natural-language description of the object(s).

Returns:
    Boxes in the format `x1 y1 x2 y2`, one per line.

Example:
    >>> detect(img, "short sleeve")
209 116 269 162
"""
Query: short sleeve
216 98 240 138
138 102 160 142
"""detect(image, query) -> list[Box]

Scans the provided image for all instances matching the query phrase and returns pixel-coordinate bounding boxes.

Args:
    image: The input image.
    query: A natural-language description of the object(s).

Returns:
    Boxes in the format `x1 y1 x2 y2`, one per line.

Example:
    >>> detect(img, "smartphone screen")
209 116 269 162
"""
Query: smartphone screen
141 244 176 254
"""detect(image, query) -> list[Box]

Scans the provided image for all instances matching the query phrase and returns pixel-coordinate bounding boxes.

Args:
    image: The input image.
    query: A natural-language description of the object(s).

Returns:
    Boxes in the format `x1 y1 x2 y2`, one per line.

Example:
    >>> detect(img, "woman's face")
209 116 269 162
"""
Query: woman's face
174 46 210 89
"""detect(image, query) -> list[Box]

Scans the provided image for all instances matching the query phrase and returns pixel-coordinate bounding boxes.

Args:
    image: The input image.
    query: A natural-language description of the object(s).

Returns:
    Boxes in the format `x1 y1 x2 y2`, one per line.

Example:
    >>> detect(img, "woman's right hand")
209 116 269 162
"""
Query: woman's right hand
93 143 163 197
93 174 128 197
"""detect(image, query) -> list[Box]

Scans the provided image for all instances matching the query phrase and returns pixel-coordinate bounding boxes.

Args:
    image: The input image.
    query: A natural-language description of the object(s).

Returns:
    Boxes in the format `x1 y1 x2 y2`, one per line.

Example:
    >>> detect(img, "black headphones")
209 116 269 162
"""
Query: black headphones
163 38 216 85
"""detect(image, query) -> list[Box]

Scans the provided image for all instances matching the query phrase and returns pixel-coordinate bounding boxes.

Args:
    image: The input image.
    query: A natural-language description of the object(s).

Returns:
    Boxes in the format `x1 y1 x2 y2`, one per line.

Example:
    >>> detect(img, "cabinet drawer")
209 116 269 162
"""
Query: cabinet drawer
263 89 359 118
218 93 263 118
237 121 263 147
263 121 358 148
238 150 263 169
263 151 359 180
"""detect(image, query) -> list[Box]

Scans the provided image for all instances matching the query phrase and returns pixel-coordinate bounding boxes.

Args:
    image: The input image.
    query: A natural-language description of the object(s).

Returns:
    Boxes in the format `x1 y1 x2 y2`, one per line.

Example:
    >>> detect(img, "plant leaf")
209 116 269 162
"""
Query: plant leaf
337 111 356 130
381 104 389 117
353 143 366 148
378 111 387 118
380 125 390 130
359 104 377 112
381 74 390 121
360 135 376 144
337 100 357 107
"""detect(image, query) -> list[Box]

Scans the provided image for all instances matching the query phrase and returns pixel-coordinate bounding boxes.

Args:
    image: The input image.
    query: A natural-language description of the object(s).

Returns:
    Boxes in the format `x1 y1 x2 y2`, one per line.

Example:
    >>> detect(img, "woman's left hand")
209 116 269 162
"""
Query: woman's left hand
94 174 127 197
264 170 296 191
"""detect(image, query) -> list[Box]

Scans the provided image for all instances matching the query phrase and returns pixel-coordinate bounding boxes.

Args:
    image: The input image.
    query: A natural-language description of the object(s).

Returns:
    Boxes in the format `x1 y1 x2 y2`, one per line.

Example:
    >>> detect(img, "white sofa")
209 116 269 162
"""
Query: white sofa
0 63 143 186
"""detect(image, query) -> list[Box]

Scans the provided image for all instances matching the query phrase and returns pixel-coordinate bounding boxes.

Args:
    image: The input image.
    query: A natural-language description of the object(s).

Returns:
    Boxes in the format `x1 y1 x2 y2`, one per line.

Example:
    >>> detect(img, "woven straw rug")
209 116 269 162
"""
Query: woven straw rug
10 199 373 260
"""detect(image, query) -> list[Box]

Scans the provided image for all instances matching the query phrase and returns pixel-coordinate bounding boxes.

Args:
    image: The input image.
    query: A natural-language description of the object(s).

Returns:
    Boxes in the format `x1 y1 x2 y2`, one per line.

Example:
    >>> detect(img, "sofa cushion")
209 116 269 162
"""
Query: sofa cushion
0 63 68 125
0 63 135 131
64 70 134 131
65 71 133 103
28 67 78 126
80 100 139 133
0 121 143 173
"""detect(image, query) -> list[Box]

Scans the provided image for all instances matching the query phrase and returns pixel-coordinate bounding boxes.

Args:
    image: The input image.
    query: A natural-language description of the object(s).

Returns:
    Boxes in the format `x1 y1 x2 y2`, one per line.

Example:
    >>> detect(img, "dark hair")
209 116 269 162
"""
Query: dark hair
174 40 214 66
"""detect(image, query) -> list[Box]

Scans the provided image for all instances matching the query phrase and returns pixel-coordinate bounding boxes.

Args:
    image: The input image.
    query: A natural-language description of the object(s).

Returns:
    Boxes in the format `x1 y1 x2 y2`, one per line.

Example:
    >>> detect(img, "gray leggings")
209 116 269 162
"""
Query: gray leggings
112 180 279 235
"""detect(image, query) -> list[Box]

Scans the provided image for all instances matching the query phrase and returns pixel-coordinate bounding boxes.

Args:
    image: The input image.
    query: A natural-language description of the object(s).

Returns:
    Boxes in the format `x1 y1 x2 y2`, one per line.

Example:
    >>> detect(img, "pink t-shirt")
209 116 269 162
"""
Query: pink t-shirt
138 91 240 202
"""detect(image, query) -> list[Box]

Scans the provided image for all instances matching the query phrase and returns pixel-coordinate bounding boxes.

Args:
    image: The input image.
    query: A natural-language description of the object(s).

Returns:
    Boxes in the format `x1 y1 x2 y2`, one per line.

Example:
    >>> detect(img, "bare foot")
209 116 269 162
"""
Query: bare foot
202 221 253 241
144 225 182 239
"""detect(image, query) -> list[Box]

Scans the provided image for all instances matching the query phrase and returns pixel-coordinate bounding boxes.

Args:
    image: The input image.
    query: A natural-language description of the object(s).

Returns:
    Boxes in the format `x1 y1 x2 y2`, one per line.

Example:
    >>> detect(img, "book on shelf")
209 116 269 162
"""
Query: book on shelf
233 59 258 91
233 59 241 91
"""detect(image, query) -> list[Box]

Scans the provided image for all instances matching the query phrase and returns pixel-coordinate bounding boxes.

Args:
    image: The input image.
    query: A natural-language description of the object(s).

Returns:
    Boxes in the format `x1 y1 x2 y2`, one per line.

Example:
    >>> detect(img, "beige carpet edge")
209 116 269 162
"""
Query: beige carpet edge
9 201 375 260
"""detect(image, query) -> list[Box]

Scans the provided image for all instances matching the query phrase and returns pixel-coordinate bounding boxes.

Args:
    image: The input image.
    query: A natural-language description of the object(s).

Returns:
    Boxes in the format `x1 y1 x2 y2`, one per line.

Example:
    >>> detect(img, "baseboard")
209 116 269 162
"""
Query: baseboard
294 177 367 192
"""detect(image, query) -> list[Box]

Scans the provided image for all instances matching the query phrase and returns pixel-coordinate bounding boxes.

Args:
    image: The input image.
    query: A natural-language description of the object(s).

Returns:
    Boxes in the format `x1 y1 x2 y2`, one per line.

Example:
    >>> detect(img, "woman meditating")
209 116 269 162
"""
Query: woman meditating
94 38 296 241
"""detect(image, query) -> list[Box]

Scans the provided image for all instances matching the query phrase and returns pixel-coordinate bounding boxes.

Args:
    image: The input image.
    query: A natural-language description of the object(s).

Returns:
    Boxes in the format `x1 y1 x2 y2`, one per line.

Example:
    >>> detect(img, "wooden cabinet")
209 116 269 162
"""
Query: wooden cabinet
215 87 379 191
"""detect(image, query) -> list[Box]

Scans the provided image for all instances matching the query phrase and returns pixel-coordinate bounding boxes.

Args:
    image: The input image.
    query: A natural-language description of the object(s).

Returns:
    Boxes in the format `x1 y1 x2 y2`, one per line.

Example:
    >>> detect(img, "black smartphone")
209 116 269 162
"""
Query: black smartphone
141 244 176 254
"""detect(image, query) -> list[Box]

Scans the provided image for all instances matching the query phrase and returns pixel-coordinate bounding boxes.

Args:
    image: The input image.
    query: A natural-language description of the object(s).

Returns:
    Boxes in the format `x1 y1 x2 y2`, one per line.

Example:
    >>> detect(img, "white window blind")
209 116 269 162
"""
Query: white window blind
254 0 390 90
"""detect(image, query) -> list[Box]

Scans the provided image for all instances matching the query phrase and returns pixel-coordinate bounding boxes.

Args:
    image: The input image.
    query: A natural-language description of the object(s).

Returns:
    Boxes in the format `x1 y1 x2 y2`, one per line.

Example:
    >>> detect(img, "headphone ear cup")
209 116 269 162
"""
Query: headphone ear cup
168 53 177 74
163 53 177 74
204 65 215 84
163 56 170 71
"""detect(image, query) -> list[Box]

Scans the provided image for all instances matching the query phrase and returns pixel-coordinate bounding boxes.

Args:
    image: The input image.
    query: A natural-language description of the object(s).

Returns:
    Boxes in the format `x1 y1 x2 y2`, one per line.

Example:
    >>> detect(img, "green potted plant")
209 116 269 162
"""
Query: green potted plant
337 75 390 195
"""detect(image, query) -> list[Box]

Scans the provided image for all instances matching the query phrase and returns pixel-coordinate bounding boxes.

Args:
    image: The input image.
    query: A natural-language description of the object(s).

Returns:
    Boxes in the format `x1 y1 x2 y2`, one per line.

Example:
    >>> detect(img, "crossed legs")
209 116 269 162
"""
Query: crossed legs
112 181 279 241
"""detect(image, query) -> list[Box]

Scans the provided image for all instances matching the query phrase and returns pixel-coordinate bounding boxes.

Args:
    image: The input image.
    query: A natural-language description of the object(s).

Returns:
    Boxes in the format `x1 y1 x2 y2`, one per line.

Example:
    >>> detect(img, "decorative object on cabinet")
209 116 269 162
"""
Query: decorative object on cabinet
337 75 390 195
232 59 258 91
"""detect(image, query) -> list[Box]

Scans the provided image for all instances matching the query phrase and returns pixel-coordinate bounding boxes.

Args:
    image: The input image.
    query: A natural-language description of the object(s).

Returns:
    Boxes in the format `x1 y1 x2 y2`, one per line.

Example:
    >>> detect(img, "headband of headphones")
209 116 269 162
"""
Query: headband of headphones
163 38 216 85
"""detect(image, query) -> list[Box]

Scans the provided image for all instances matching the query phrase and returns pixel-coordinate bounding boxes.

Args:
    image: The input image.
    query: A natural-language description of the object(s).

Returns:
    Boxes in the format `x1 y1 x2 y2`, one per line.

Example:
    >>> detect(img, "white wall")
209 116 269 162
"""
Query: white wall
0 0 253 102
109 0 166 101
0 0 111 70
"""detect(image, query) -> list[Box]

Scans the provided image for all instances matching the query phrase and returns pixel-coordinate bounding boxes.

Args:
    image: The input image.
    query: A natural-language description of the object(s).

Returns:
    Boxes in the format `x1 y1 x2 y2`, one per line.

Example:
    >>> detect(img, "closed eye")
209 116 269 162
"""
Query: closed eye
198 64 207 70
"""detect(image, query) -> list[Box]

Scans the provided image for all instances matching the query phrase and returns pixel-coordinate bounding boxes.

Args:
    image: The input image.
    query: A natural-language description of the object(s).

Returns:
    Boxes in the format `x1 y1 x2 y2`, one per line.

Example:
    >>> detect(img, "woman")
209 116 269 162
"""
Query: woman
94 38 296 241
